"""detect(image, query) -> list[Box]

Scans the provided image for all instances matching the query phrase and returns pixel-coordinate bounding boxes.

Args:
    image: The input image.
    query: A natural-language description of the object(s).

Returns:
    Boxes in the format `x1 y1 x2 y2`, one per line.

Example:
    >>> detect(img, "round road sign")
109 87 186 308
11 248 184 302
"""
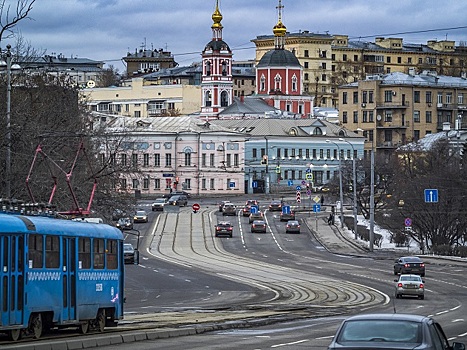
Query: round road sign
404 217 412 227
192 203 200 211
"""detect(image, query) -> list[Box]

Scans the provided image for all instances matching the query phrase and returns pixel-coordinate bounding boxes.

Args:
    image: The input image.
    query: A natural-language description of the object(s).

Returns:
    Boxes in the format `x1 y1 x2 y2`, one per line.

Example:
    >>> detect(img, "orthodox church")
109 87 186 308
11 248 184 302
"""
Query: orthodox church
200 0 314 120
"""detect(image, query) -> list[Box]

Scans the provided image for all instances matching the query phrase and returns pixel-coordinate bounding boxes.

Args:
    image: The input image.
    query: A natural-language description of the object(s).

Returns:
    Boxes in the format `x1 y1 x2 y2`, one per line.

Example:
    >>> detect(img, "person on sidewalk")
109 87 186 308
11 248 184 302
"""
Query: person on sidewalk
328 213 333 225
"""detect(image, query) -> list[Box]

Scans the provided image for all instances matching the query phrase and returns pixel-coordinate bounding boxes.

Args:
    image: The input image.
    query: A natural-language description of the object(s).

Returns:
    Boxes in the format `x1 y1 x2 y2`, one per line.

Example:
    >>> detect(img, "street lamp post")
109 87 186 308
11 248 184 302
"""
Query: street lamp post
326 140 344 229
4 45 12 198
340 138 358 239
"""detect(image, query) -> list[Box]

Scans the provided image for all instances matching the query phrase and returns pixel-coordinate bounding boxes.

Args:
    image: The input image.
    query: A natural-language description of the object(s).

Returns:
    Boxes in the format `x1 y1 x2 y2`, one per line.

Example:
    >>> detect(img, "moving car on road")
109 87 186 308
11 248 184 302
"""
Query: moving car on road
133 210 148 223
248 210 264 223
168 195 188 206
215 221 233 237
395 274 425 299
222 203 236 216
123 243 135 264
268 200 282 211
251 220 267 233
116 217 133 230
151 198 166 211
285 220 300 234
394 256 425 277
280 210 295 222
328 313 465 350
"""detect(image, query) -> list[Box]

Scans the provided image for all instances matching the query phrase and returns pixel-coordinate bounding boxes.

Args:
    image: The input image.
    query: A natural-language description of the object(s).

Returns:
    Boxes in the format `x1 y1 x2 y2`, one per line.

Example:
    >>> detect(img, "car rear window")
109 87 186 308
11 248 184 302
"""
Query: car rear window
338 320 422 343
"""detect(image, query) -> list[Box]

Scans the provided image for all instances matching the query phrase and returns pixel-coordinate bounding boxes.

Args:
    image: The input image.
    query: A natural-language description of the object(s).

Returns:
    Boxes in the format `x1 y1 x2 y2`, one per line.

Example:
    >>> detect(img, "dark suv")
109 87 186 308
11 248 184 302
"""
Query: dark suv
168 195 188 206
215 221 233 237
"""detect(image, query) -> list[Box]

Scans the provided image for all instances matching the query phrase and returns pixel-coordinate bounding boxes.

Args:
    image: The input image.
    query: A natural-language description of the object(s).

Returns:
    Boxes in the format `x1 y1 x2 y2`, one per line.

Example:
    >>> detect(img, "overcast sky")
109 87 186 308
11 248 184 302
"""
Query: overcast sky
4 0 467 72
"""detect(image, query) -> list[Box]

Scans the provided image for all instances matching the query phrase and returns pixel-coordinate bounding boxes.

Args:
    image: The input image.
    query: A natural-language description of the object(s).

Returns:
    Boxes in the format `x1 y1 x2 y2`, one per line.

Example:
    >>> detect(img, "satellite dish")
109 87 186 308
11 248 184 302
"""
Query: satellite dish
376 114 382 121
87 80 96 88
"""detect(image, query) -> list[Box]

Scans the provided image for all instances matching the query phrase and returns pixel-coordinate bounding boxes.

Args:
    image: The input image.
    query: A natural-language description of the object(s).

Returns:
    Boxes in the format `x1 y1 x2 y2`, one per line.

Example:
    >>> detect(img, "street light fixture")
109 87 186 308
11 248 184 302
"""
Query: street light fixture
326 139 344 229
339 138 358 239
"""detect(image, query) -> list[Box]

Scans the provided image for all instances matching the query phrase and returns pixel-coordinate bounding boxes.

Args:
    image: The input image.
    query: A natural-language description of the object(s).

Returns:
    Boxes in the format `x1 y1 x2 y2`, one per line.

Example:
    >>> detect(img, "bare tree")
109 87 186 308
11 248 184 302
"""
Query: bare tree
0 0 35 47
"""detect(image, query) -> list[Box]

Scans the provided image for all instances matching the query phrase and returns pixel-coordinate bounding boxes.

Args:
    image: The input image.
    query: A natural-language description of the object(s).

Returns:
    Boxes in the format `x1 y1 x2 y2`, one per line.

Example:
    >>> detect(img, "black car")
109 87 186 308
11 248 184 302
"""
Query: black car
327 313 465 350
215 221 233 237
394 256 425 277
123 243 135 264
268 200 282 212
168 195 188 206
280 210 295 222
164 191 191 199
285 220 300 234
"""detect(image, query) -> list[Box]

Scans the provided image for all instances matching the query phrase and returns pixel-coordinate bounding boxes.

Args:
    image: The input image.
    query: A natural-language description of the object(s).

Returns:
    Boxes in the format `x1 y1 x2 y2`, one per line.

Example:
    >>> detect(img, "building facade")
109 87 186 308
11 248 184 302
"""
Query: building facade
252 32 467 109
82 78 201 117
339 70 467 156
123 48 177 78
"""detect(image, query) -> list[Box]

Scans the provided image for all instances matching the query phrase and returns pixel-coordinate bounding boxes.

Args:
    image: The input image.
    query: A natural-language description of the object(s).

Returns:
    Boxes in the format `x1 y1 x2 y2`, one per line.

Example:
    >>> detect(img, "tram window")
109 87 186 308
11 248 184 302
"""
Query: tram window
18 236 23 272
2 276 7 312
2 237 8 271
45 235 60 268
78 237 91 269
93 238 105 269
28 234 43 268
106 240 118 269
11 236 16 272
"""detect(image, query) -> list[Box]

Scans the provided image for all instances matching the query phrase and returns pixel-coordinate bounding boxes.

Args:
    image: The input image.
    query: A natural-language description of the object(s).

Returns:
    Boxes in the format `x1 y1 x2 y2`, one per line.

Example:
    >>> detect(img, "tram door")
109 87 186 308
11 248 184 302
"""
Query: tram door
0 235 24 326
62 237 77 321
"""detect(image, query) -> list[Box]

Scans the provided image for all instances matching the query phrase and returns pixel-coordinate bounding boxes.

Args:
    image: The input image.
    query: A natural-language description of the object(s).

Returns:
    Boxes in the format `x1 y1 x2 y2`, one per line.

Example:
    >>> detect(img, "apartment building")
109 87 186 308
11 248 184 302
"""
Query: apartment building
252 33 467 109
339 70 467 157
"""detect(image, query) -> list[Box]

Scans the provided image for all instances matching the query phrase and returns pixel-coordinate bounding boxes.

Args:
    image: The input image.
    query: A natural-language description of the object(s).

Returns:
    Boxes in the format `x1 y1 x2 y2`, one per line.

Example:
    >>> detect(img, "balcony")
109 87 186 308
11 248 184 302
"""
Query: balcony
148 109 167 116
376 101 410 109
376 141 400 149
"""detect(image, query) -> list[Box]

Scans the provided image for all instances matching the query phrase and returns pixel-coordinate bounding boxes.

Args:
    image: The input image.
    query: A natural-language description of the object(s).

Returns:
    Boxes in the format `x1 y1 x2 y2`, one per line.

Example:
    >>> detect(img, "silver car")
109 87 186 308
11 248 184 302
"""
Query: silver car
395 274 425 299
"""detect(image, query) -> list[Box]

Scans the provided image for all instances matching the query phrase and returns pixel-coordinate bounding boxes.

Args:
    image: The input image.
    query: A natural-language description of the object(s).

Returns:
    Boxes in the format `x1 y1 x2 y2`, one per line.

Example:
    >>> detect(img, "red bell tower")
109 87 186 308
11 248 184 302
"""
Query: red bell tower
200 0 233 119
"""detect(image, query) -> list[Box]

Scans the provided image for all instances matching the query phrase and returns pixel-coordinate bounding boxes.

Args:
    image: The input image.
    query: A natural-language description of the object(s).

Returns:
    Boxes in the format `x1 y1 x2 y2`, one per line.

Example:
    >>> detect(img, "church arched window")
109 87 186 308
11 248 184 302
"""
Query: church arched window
221 60 228 76
205 61 211 76
205 91 212 107
221 91 229 107
260 75 266 91
292 74 298 92
274 74 282 91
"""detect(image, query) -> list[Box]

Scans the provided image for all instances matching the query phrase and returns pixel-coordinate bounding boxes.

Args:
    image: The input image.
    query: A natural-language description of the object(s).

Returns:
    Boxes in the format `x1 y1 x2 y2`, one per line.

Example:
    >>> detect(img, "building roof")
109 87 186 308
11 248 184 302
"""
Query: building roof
218 97 278 117
204 39 231 52
398 130 467 152
212 118 361 139
257 49 301 68
94 114 245 136
342 71 467 88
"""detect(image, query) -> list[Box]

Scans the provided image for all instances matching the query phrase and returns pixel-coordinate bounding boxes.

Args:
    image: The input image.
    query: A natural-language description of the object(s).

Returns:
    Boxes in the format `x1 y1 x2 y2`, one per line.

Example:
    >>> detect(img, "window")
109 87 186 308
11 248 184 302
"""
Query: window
202 178 206 190
353 111 358 123
210 178 215 190
343 54 347 61
369 91 374 103
45 235 60 269
234 154 239 167
78 237 91 269
226 154 232 167
165 154 172 167
184 152 191 166
93 238 105 269
408 57 412 64
132 179 139 189
154 178 160 189
185 178 191 189
121 178 127 189
106 240 118 270
342 111 348 123
446 92 452 104
397 57 402 63
221 91 229 107
28 234 43 268
385 111 393 122
304 62 309 68
426 111 432 123
143 178 149 189
304 49 309 57
132 154 138 167
205 91 212 106
414 91 420 103
362 111 368 123
386 56 391 63
458 93 464 105
143 153 149 166
260 75 266 91
354 55 358 61
362 91 368 103
369 110 374 122
134 111 141 118
252 148 257 158
414 130 420 141
304 73 309 81
202 153 206 167
414 110 420 123
154 154 160 167
274 74 282 90
292 75 298 91
321 74 326 81
321 62 327 69
384 91 393 102
426 91 432 104
121 154 127 166
209 154 215 167
437 92 443 104
353 91 358 104
342 92 348 104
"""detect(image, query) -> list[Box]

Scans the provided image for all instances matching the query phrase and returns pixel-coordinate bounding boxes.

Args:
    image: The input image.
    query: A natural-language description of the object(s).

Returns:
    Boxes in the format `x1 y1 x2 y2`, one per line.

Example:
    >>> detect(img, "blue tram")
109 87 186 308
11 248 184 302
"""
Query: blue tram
0 212 125 340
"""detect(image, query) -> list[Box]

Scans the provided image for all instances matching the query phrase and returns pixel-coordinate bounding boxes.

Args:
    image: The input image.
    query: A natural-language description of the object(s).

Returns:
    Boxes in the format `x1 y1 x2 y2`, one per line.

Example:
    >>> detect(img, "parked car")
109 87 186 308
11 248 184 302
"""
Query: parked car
248 210 264 223
285 220 300 234
222 203 236 216
280 210 295 222
151 198 167 211
123 243 135 264
215 221 233 237
168 195 188 206
251 220 267 233
218 201 231 212
116 217 133 230
395 274 425 299
133 210 148 223
327 313 465 350
268 200 282 212
394 256 425 277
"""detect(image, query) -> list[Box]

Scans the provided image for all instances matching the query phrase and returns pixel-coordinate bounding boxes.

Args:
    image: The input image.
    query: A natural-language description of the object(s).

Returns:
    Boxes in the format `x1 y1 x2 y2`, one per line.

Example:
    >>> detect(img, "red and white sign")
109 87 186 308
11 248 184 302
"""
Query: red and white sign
192 203 201 211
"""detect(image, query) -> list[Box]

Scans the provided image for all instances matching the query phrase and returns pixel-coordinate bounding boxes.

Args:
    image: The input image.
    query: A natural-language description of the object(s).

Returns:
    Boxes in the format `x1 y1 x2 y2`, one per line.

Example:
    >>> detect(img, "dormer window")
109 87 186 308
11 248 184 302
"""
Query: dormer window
313 127 323 135
289 127 298 136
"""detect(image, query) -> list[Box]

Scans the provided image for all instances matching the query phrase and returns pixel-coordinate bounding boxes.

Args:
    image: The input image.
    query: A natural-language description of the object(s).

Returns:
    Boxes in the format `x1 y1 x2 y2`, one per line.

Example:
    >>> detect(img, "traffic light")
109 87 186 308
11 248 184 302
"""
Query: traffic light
261 155 268 165
306 183 310 190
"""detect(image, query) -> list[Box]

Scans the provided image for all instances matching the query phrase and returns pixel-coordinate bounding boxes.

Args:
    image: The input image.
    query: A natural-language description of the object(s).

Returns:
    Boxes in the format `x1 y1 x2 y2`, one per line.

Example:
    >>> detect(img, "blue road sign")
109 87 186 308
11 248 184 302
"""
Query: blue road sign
313 204 321 212
282 205 291 214
229 181 235 188
404 217 412 227
306 168 312 173
288 180 293 186
301 180 306 185
252 181 258 188
296 185 302 191
250 205 258 214
424 189 438 203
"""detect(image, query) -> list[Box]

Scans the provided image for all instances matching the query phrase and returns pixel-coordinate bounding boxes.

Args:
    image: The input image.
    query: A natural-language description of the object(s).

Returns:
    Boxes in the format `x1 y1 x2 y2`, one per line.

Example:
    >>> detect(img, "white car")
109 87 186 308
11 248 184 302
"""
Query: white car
395 274 425 299
152 198 166 211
